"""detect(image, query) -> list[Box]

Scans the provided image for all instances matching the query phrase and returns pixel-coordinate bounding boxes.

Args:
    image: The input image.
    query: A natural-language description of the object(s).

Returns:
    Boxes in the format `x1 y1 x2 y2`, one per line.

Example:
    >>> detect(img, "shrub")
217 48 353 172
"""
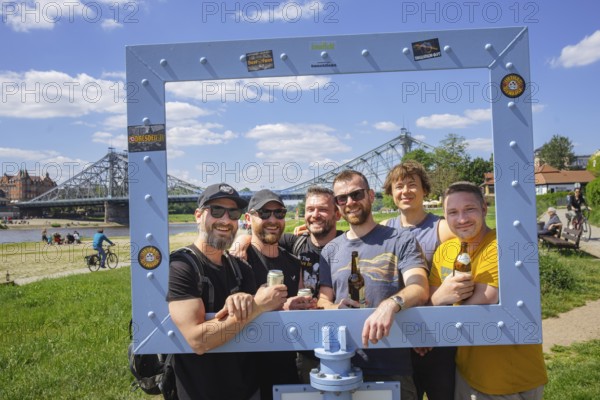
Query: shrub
539 254 576 293
585 177 600 207
50 223 61 228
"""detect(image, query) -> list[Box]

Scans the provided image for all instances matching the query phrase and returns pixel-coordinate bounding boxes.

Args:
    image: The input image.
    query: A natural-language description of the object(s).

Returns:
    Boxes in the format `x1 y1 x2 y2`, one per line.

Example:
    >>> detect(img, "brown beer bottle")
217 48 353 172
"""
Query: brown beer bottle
348 251 366 307
453 242 472 276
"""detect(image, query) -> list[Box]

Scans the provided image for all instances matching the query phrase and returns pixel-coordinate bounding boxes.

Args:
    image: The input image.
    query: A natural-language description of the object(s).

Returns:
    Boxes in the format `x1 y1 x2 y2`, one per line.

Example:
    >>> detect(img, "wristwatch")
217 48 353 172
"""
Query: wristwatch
389 295 404 313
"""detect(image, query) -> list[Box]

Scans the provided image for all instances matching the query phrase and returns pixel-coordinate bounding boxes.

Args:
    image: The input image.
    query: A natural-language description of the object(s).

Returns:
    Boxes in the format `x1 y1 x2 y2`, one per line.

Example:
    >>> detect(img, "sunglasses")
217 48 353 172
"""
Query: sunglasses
334 188 367 206
252 208 287 220
203 205 243 220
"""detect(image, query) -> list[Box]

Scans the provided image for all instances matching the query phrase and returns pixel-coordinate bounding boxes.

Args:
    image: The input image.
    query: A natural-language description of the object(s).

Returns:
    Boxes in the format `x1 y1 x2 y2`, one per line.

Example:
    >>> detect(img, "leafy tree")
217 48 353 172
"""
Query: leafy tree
587 153 600 176
538 135 575 169
585 177 600 207
429 133 470 197
296 199 306 218
382 194 396 210
463 156 494 186
402 148 435 170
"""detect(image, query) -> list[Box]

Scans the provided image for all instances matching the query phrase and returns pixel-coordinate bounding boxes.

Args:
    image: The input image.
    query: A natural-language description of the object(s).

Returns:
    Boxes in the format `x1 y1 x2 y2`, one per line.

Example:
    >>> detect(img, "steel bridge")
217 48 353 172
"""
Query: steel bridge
280 127 434 195
18 129 433 219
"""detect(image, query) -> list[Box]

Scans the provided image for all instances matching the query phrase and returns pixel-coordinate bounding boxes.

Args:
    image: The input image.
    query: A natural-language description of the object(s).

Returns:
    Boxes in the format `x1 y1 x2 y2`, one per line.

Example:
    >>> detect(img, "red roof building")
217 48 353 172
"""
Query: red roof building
480 165 595 196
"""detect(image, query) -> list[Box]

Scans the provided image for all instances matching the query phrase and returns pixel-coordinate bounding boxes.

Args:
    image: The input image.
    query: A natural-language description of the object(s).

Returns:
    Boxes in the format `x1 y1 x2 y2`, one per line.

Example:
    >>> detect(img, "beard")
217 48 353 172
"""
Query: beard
307 219 334 239
342 202 371 226
199 222 236 250
254 223 282 245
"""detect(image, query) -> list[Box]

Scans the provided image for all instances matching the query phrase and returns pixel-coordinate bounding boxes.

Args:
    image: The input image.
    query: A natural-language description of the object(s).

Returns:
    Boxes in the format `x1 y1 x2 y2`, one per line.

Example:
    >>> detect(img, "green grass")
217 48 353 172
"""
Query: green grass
2 224 599 399
0 268 151 400
168 214 196 223
538 251 600 318
545 340 600 399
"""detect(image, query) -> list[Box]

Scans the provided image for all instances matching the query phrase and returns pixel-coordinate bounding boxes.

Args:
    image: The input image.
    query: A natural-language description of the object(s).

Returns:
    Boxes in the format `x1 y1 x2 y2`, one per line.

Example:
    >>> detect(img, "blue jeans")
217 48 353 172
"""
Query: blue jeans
95 247 106 267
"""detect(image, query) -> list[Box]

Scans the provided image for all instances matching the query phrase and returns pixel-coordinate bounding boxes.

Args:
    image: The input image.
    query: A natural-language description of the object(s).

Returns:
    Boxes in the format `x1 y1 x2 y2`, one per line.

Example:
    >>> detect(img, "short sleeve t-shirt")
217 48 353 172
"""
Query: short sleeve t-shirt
430 231 548 395
319 224 428 376
166 245 259 400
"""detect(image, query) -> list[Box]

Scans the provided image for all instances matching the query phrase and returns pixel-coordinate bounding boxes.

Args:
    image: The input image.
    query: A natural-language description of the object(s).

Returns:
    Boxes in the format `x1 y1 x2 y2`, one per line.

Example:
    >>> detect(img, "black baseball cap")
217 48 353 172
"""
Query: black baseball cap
197 183 248 209
248 189 285 211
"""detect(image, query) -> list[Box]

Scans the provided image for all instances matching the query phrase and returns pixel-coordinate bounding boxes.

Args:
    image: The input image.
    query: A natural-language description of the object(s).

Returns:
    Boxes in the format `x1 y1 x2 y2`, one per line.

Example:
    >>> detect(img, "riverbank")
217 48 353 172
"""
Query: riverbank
2 218 124 230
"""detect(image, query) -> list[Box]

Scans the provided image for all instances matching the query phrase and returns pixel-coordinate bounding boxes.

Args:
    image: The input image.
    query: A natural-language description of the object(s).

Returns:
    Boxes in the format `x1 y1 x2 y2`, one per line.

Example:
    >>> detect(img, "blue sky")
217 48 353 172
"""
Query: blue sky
1 0 599 190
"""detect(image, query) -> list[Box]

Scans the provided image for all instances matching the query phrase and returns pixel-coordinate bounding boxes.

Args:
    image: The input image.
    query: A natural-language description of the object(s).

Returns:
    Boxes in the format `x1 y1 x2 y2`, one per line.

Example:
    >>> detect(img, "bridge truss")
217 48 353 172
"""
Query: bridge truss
281 128 435 195
23 149 203 208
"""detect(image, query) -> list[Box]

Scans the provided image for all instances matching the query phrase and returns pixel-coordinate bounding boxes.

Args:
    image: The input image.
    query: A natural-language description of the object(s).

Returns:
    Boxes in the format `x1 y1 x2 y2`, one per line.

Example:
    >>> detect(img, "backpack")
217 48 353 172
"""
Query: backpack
128 321 177 399
292 232 310 257
128 247 243 398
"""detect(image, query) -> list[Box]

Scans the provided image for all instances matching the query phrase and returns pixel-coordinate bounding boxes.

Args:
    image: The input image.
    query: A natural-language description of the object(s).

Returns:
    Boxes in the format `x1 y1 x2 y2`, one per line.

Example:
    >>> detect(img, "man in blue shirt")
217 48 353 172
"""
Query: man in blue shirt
93 229 114 268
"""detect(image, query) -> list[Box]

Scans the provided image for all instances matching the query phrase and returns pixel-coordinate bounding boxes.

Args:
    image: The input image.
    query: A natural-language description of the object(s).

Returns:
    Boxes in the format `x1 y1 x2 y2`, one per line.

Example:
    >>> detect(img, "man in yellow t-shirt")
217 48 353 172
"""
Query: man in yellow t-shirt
429 182 547 399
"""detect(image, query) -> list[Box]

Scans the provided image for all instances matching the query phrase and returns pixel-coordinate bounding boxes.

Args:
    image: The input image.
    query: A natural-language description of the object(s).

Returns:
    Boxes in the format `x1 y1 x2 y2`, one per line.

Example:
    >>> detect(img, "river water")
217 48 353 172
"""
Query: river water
0 224 197 244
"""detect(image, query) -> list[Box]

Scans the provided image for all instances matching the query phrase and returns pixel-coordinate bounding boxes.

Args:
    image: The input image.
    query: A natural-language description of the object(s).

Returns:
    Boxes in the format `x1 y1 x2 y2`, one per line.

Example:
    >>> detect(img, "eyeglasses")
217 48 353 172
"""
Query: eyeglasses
203 205 243 220
334 189 367 206
252 208 287 220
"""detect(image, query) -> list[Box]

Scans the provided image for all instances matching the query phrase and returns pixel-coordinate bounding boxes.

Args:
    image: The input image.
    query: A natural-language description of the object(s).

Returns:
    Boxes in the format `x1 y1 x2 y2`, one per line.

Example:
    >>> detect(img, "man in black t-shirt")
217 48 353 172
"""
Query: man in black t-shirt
167 183 287 400
244 189 310 400
231 186 344 384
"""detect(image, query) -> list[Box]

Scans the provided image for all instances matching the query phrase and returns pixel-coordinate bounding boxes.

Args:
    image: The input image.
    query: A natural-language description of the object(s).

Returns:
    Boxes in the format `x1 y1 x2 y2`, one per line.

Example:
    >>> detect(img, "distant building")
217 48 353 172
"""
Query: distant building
0 170 57 202
534 164 595 194
533 147 592 170
480 165 595 196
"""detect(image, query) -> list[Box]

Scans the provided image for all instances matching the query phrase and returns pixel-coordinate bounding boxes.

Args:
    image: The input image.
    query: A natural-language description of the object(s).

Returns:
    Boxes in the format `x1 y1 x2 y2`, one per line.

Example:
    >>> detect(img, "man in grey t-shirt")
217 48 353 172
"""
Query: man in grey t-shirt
317 170 429 400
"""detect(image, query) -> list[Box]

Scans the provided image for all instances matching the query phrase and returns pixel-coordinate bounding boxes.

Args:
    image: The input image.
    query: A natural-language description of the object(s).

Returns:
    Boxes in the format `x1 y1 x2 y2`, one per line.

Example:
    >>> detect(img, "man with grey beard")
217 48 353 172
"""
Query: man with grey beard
167 183 287 400
244 189 307 400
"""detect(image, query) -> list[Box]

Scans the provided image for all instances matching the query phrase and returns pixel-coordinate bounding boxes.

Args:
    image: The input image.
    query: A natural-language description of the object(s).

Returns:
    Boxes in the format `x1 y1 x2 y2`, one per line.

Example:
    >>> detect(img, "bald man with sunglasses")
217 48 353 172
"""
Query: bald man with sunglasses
317 170 429 400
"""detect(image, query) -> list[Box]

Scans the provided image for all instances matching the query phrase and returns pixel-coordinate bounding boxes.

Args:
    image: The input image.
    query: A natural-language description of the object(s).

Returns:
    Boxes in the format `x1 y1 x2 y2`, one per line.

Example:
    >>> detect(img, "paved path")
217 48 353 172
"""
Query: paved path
549 208 600 257
540 207 600 352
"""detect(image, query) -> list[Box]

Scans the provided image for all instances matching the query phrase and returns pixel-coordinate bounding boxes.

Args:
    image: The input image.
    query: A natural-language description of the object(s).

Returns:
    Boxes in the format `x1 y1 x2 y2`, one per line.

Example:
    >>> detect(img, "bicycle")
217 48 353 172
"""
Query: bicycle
85 245 119 271
568 207 592 242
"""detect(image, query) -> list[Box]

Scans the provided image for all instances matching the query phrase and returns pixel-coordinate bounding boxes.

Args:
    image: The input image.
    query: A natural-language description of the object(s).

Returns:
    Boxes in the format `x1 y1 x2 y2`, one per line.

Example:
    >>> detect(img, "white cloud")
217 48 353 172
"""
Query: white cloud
550 30 600 68
245 123 351 161
466 138 493 153
166 101 213 123
101 19 123 31
0 147 59 161
464 108 491 121
416 108 491 129
373 121 401 132
0 1 145 33
166 76 331 103
0 147 90 183
101 71 126 80
168 124 238 147
0 70 125 119
101 114 127 131
532 104 546 113
92 131 128 150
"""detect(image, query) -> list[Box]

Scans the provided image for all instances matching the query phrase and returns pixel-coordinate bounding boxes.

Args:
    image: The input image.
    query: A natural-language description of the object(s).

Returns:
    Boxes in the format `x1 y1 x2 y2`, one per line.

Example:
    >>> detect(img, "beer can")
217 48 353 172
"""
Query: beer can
267 269 284 286
297 288 312 298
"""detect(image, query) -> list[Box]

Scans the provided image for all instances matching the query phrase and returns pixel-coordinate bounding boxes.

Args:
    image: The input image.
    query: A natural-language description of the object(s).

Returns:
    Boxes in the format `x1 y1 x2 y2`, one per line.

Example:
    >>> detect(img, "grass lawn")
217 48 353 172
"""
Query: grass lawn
3 207 600 399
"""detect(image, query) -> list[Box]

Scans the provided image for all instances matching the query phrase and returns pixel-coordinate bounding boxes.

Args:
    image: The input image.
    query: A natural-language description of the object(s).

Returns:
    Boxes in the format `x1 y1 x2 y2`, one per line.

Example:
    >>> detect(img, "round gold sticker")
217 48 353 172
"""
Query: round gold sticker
138 246 162 270
501 73 525 98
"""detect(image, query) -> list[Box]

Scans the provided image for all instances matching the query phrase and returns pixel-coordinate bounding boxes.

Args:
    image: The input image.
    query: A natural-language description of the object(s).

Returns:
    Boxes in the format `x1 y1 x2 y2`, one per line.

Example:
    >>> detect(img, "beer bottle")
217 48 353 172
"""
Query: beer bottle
453 242 471 276
348 251 366 307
